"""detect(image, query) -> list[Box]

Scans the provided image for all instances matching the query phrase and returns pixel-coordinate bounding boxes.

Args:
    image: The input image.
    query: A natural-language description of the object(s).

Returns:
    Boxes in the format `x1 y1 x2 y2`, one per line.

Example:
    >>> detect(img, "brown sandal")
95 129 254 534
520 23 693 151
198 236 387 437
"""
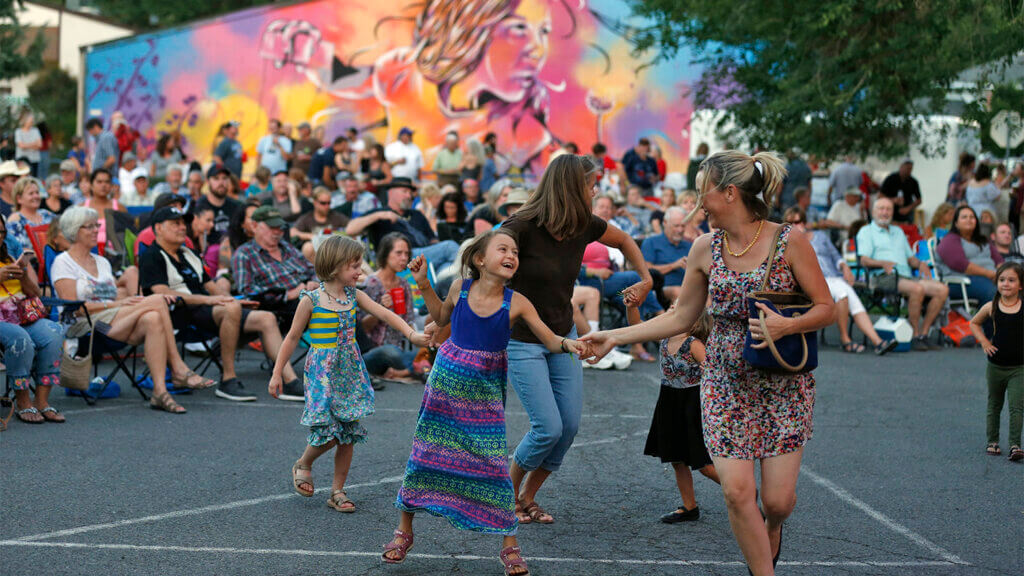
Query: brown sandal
381 529 413 564
171 370 216 390
149 392 186 414
986 442 1001 455
522 501 554 524
292 462 314 496
514 499 533 524
327 489 355 512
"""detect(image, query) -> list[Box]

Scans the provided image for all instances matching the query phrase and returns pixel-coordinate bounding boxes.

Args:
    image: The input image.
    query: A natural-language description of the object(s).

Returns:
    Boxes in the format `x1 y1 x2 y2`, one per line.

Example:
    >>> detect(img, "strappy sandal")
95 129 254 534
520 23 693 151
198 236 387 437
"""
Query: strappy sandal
986 442 1001 455
149 392 186 414
381 529 413 564
39 406 65 423
327 489 355 512
15 406 44 424
841 341 865 354
522 501 554 524
499 545 530 576
1009 446 1023 462
292 462 314 497
514 500 533 524
171 370 216 390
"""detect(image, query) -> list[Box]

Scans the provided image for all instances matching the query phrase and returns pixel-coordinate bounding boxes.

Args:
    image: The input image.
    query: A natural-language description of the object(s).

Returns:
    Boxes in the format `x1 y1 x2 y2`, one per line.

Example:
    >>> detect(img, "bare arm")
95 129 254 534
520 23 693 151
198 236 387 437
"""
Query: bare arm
754 230 835 338
646 258 684 276
355 289 428 347
511 292 585 354
970 302 997 356
598 224 653 305
269 296 313 394
345 210 394 237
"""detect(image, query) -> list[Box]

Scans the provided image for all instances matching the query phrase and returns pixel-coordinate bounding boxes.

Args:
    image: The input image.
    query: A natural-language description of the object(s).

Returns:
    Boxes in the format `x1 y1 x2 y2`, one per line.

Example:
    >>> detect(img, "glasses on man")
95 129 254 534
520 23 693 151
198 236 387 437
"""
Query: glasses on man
315 200 331 206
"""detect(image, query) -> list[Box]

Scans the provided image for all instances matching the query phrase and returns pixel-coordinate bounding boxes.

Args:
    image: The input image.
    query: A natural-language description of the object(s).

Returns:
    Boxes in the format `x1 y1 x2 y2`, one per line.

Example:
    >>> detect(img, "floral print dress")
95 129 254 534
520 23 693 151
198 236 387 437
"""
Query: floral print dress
701 224 814 460
299 285 375 446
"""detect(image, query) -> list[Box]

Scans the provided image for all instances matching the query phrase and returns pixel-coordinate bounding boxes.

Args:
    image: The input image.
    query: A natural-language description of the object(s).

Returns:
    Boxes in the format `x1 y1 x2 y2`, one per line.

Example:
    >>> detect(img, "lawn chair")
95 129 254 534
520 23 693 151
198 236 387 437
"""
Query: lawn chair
925 236 977 317
24 223 50 293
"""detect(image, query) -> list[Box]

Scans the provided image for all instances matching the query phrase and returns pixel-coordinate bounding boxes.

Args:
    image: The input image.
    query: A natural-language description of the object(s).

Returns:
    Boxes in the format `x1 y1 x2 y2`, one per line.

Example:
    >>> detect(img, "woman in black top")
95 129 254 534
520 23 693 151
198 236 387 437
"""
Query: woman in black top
435 192 468 243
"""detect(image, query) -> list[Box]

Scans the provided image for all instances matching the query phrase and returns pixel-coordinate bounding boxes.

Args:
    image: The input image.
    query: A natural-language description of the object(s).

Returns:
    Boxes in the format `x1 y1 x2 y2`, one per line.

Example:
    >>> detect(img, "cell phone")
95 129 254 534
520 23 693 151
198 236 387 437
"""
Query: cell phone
16 251 34 266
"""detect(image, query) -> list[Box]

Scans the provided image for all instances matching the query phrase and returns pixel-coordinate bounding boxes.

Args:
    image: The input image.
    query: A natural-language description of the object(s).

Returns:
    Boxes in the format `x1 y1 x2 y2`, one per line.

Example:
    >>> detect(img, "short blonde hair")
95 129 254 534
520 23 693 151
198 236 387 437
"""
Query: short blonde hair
696 150 787 221
314 235 365 282
12 176 42 210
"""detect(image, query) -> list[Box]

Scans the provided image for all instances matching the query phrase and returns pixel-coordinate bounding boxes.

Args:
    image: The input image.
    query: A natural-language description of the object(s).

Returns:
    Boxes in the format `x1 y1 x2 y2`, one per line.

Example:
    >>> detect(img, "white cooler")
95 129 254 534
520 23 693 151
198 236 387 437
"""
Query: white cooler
873 317 914 352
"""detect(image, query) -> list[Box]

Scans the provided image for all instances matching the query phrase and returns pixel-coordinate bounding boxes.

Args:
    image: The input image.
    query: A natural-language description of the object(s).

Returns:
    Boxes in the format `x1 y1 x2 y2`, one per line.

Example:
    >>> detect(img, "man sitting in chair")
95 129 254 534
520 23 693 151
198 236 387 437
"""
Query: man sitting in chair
139 206 302 402
856 197 948 351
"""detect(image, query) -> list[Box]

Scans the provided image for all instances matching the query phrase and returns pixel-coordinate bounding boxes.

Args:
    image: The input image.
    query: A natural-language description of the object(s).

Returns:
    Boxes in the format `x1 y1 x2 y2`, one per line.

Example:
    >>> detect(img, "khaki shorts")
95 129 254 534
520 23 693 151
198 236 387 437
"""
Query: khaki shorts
66 306 120 338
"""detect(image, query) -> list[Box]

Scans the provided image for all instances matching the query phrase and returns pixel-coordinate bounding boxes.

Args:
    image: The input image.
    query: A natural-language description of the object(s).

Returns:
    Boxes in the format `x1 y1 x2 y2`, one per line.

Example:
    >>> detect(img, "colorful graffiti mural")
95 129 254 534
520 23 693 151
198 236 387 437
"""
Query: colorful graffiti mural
83 0 700 178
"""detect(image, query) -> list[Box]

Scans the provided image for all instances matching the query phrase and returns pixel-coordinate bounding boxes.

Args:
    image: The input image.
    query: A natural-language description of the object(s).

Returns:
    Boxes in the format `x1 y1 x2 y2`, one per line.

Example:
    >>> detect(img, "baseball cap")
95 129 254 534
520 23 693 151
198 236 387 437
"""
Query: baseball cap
150 206 186 227
206 164 231 179
154 192 186 210
385 176 416 191
122 152 137 163
252 206 287 228
398 127 414 137
844 187 862 197
131 167 149 181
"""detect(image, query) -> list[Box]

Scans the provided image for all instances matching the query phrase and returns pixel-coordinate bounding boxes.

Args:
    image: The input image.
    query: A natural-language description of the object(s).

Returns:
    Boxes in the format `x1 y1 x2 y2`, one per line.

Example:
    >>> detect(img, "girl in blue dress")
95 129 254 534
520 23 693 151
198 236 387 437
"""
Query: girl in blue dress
270 235 430 513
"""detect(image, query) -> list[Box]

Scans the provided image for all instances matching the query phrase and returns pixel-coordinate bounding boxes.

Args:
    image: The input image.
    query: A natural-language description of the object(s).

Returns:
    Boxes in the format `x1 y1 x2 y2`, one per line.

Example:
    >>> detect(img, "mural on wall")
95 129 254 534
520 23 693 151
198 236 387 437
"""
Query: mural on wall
84 0 700 179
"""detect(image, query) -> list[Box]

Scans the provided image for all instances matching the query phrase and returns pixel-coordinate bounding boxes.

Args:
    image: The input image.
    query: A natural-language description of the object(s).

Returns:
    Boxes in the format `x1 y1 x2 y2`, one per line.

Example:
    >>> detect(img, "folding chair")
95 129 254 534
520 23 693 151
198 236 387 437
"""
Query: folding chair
925 237 977 317
24 223 50 293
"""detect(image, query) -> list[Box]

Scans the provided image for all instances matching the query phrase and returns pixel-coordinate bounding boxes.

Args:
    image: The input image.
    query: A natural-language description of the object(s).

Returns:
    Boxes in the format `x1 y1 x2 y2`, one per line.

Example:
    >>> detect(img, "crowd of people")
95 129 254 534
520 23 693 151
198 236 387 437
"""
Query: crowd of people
2 107 1023 575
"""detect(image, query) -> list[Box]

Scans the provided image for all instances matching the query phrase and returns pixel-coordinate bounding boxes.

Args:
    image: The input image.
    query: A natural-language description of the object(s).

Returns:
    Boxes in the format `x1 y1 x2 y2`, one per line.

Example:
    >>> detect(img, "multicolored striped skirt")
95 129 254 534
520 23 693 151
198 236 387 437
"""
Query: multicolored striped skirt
395 340 517 535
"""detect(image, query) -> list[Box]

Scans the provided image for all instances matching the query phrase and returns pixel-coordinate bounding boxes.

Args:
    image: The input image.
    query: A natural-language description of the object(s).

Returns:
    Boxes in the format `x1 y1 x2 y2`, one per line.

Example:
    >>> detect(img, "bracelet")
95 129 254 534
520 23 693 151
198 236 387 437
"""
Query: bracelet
560 338 568 353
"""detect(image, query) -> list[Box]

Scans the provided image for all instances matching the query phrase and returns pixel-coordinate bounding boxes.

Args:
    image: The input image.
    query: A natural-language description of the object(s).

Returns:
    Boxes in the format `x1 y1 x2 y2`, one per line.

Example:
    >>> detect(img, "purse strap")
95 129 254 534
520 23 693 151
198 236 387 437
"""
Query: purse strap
756 308 809 371
758 224 787 291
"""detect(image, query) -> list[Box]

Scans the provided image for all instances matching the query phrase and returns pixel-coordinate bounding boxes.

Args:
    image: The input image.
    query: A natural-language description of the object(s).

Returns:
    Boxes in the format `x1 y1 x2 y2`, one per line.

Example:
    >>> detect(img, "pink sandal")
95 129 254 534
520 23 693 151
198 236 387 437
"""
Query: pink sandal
499 545 530 576
381 529 413 564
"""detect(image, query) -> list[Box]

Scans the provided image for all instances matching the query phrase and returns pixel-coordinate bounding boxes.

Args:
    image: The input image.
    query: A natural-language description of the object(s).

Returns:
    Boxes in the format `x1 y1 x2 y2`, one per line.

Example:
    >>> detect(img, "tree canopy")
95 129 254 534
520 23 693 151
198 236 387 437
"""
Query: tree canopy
0 0 46 81
93 0 273 30
631 0 1024 159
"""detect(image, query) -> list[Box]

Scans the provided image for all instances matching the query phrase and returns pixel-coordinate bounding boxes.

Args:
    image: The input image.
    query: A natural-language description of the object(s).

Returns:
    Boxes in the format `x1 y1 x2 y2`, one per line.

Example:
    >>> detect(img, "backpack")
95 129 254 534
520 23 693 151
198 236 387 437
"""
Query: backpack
940 310 975 347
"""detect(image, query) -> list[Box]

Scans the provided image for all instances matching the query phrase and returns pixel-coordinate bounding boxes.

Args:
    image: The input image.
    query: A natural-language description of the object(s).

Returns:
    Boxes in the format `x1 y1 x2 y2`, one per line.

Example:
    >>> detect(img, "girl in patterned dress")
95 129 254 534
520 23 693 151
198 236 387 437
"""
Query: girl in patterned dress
583 151 834 576
270 235 430 513
381 229 587 576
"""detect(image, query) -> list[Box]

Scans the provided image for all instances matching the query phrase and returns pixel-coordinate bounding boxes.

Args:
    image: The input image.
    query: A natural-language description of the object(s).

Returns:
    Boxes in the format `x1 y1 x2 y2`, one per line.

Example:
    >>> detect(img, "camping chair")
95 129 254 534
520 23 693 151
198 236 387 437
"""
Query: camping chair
925 236 977 317
103 208 147 275
24 224 50 294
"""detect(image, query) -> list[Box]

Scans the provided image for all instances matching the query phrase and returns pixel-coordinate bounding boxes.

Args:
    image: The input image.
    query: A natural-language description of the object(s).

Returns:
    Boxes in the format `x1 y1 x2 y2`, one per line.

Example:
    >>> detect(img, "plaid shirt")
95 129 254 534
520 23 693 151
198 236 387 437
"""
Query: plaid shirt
231 240 315 296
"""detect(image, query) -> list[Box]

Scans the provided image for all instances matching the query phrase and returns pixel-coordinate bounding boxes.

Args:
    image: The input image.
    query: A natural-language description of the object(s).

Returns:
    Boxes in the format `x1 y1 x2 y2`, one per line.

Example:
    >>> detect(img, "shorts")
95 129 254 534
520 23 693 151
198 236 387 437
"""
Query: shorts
825 277 865 316
172 303 252 334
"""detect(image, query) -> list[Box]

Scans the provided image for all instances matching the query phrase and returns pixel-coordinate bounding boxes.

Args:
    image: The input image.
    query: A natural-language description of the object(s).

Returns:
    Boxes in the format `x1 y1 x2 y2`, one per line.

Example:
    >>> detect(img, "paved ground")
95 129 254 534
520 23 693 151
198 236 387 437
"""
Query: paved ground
1 335 1022 576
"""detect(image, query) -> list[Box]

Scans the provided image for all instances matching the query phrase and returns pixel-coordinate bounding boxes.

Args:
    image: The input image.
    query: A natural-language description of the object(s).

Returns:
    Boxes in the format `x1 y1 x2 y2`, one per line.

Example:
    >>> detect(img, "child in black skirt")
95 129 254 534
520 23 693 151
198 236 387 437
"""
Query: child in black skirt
630 303 721 522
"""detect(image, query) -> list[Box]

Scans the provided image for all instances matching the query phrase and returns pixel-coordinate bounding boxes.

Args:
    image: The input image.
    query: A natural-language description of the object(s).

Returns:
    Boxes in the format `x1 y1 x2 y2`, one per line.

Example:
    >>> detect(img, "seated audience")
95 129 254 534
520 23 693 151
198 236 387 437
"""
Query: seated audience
641 205 691 303
7 176 55 249
415 182 442 233
785 207 896 355
52 206 215 414
677 190 708 241
935 205 1003 303
193 166 242 248
467 180 512 236
44 174 71 215
140 206 302 403
0 215 67 423
292 186 350 261
879 159 922 224
359 233 422 378
334 174 380 217
822 187 865 243
122 167 155 207
435 192 469 243
925 202 955 240
257 170 309 223
856 197 948 350
134 193 193 259
991 223 1023 262
246 166 272 198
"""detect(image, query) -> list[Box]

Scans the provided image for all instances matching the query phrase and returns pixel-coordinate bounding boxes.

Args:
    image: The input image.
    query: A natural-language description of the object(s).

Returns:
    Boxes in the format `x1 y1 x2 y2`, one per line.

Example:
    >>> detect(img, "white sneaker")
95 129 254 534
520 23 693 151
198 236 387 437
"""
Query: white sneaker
582 355 614 370
607 349 633 370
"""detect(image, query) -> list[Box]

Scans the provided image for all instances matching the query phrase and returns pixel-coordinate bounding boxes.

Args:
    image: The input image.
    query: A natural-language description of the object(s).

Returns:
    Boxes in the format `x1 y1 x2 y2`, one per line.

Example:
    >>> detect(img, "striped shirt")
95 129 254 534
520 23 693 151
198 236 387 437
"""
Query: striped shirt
91 131 121 174
230 239 315 296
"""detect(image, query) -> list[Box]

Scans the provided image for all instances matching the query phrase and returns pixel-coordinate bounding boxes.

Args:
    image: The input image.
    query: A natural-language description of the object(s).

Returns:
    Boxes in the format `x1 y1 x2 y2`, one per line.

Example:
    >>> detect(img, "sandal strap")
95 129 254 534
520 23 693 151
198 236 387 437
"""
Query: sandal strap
294 462 312 471
500 546 529 570
329 490 352 504
383 530 413 553
15 407 40 415
39 406 60 414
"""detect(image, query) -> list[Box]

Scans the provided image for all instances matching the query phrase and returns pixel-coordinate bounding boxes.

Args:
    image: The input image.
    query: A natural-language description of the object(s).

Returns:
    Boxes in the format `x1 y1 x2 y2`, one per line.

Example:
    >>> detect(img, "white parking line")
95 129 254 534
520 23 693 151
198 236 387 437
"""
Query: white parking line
0 540 962 569
180 400 649 419
801 466 966 565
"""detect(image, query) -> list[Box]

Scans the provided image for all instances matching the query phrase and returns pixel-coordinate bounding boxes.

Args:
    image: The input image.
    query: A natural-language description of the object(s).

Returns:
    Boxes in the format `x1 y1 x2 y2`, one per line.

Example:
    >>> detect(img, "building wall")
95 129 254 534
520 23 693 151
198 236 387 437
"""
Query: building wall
82 0 701 179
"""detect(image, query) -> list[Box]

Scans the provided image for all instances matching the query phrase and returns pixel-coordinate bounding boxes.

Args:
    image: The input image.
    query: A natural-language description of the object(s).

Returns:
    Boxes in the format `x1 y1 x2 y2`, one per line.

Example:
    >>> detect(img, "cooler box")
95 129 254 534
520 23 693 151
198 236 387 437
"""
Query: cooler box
873 316 913 352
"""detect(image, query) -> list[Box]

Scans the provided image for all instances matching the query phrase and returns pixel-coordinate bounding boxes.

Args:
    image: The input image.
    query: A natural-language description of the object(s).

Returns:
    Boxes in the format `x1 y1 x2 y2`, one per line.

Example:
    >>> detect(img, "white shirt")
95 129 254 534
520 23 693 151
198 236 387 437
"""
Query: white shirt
118 166 136 197
51 252 118 302
256 134 292 174
385 140 424 180
826 200 864 244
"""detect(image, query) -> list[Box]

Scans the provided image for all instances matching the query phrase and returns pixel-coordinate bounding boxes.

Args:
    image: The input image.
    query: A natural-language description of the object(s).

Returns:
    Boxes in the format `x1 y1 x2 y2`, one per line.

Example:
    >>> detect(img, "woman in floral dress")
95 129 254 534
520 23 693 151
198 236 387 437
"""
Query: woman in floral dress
583 151 834 576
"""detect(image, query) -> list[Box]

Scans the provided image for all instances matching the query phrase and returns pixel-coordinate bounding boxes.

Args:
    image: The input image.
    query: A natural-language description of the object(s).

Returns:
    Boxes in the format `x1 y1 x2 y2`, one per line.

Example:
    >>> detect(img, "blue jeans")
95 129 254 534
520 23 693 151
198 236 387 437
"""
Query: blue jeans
362 344 416 375
965 275 997 303
508 327 582 472
0 318 64 390
413 240 460 273
579 270 663 316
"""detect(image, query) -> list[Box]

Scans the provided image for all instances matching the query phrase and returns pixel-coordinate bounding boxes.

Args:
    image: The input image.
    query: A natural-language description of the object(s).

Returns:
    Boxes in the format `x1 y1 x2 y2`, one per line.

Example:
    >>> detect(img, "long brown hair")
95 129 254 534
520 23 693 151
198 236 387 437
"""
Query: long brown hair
514 154 592 240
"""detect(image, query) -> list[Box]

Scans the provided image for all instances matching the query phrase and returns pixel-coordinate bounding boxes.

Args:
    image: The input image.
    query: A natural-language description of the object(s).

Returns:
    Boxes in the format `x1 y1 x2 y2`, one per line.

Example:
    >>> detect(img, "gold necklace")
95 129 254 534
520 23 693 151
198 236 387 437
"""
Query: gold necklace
723 219 765 258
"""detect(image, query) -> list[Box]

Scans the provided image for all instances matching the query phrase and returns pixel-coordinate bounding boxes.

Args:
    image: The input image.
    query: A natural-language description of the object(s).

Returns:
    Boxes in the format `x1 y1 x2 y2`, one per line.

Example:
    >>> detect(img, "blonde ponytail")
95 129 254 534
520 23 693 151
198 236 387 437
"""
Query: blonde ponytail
752 151 786 214
693 149 788 221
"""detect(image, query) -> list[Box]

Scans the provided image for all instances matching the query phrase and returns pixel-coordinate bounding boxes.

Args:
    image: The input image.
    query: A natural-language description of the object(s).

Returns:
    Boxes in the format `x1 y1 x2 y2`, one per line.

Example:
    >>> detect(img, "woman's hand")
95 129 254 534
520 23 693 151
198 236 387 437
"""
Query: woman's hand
620 277 653 308
0 264 24 281
981 340 998 357
577 330 618 363
408 255 430 286
268 373 283 398
561 338 589 356
423 322 438 347
409 331 431 348
379 291 393 309
747 302 792 349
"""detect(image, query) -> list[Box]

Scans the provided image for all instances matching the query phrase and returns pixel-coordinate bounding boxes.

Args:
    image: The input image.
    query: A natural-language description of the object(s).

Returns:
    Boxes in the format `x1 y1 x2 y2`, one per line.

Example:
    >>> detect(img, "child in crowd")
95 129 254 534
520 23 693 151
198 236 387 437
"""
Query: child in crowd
382 229 587 576
270 235 430 512
970 261 1023 462
630 301 721 522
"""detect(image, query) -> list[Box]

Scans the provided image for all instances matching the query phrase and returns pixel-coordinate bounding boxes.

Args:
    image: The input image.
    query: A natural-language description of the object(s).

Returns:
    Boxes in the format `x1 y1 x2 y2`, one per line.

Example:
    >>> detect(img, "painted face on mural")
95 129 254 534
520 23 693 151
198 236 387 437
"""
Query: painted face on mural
478 0 551 102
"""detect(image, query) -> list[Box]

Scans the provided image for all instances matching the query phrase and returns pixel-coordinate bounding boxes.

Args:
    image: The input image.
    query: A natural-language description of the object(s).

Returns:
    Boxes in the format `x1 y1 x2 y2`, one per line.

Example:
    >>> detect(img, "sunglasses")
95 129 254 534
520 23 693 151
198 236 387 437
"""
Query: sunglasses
786 219 805 225
315 200 330 205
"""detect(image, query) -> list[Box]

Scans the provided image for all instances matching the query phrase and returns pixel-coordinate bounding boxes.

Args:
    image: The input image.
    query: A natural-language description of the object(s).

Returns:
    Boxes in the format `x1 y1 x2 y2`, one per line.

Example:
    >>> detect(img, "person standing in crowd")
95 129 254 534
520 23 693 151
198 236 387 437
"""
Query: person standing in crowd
432 131 463 188
291 122 320 175
117 152 139 198
880 159 922 224
970 262 1023 462
460 138 485 184
621 137 659 194
86 117 120 176
67 135 87 174
857 197 948 350
480 143 499 193
827 155 864 205
212 121 244 178
111 111 140 164
687 142 709 192
270 235 429 514
502 154 653 525
6 177 55 249
194 166 242 247
642 206 692 303
14 111 42 177
966 164 1002 222
385 127 424 182
778 150 812 216
256 119 293 177
140 205 300 403
292 187 349 261
150 132 185 182
786 207 897 355
936 205 1004 303
309 136 345 187
583 151 834 576
0 161 30 217
948 153 976 204
0 214 66 423
365 143 393 194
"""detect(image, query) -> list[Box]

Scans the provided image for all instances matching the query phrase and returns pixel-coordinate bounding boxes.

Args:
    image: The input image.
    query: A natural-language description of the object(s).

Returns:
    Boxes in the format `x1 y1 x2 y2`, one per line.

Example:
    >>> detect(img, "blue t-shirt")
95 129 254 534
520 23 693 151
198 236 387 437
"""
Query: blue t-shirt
621 149 658 191
214 137 244 177
308 146 334 184
641 233 692 287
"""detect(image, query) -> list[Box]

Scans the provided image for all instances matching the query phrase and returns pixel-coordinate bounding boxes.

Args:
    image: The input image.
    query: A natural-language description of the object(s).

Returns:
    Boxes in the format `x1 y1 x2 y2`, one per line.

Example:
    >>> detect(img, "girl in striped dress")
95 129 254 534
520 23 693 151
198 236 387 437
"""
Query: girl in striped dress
382 229 587 576
270 236 430 513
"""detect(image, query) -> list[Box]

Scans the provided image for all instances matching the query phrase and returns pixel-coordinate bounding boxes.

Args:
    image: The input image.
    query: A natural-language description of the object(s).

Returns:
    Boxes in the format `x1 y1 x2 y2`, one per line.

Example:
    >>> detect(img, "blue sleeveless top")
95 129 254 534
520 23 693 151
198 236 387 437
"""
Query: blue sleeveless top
450 278 513 352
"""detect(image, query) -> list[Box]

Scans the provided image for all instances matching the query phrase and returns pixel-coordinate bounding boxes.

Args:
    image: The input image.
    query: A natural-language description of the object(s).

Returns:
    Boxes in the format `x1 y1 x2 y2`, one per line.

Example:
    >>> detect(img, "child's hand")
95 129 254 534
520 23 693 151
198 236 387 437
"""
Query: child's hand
268 374 283 398
562 339 588 356
408 255 429 285
423 322 439 347
409 332 431 348
982 341 998 357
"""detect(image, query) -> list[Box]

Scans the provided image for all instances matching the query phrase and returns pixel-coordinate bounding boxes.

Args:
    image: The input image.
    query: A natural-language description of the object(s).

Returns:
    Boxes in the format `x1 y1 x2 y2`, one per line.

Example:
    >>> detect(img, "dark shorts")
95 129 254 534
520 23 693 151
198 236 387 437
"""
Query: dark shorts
172 303 252 334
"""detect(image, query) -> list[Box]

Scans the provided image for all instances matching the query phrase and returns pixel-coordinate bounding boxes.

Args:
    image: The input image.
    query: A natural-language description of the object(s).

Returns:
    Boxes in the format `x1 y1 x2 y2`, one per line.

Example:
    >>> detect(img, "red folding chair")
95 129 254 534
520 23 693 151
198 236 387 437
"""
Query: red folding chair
23 224 50 293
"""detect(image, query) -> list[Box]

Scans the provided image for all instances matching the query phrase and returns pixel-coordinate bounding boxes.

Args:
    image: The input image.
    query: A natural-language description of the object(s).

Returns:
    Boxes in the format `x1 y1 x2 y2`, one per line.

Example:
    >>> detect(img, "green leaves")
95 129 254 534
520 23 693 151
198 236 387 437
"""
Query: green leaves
0 0 46 81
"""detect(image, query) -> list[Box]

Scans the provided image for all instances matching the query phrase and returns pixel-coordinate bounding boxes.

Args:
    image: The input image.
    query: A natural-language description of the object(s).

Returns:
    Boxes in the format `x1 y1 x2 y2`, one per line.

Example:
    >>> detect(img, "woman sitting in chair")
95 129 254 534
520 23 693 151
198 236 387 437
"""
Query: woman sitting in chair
6 176 55 251
0 215 67 424
51 207 215 414
935 205 1004 304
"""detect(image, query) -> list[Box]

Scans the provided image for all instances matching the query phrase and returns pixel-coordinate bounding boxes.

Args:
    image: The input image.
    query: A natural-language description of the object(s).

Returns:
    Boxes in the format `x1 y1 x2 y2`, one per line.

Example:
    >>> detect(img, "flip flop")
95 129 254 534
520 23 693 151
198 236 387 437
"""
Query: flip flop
15 406 44 424
39 406 66 423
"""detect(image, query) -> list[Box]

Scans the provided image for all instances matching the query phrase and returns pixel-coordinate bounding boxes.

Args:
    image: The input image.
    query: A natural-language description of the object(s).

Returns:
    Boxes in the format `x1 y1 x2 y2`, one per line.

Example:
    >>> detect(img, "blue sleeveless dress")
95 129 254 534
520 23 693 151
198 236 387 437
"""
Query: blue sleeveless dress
299 285 375 446
396 279 517 535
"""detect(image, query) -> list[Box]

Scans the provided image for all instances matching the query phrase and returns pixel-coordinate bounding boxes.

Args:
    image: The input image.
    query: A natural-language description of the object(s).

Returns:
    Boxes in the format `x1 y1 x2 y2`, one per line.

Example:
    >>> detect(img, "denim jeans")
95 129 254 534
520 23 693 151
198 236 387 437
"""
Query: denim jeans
0 318 65 390
579 270 663 316
362 344 416 375
413 240 460 273
965 275 997 304
507 327 582 472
